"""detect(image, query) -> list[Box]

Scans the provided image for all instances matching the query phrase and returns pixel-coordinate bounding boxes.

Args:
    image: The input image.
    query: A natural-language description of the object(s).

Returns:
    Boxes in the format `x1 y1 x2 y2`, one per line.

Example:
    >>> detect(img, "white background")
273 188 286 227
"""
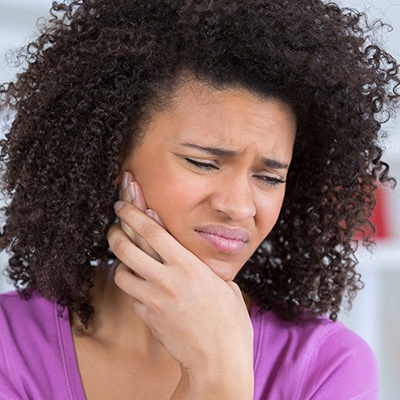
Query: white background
1 0 400 398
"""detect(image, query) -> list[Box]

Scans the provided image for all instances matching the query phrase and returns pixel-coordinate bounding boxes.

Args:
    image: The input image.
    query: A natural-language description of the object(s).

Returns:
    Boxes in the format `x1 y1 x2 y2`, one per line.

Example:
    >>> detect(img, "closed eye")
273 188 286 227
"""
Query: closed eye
184 158 218 171
255 175 286 186
184 157 286 186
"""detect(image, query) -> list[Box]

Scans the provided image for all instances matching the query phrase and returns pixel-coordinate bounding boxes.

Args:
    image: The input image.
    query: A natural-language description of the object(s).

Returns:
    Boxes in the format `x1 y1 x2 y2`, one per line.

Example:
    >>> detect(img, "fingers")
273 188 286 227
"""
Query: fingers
113 262 154 301
119 171 161 261
114 262 156 330
113 200 200 267
119 171 140 241
108 222 164 281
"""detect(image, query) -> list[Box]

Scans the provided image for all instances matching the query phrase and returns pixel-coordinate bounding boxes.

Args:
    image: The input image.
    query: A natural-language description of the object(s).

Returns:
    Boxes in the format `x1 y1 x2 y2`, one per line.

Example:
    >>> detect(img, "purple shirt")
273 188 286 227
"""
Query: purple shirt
0 291 378 399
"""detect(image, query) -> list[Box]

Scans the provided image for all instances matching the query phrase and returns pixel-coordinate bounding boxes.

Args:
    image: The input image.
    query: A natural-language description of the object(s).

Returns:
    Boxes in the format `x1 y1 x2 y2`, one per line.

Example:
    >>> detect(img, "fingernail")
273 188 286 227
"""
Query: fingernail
145 209 156 220
122 171 129 191
114 201 124 212
129 182 136 203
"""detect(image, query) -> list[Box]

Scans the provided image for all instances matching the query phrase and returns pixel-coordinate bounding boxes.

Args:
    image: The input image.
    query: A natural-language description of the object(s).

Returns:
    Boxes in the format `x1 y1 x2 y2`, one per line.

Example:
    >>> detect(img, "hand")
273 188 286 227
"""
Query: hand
119 171 164 262
108 180 254 399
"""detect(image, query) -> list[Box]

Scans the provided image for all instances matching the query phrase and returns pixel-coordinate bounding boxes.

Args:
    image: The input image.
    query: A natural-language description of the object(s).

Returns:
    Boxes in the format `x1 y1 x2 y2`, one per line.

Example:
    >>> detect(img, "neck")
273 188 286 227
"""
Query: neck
70 264 164 355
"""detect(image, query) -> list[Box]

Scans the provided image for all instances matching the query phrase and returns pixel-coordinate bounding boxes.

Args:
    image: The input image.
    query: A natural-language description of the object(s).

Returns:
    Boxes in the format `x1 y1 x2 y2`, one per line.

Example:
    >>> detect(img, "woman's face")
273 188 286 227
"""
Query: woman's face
121 80 296 281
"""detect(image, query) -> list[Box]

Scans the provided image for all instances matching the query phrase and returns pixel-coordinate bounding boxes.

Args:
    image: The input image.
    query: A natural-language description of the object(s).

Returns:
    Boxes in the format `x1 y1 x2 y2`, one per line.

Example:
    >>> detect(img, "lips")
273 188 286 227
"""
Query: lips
194 224 250 253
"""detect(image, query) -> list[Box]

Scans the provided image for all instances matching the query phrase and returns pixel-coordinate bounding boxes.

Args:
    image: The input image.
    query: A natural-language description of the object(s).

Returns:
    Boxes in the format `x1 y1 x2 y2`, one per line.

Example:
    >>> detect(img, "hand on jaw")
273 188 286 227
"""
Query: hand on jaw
107 171 254 400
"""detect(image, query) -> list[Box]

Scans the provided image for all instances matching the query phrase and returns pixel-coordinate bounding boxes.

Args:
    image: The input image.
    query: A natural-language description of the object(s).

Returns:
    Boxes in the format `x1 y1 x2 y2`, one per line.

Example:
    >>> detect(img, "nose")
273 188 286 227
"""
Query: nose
209 176 256 221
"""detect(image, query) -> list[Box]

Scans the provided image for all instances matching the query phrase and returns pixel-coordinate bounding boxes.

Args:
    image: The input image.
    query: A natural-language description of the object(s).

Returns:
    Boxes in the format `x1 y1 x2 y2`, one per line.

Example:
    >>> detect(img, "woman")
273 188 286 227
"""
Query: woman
0 0 398 399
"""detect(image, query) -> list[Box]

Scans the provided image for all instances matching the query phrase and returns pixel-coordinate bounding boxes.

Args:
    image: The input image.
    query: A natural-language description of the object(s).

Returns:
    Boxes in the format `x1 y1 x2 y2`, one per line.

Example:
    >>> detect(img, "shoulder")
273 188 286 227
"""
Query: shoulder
0 291 60 374
0 290 55 316
252 307 378 400
0 291 75 399
0 290 59 336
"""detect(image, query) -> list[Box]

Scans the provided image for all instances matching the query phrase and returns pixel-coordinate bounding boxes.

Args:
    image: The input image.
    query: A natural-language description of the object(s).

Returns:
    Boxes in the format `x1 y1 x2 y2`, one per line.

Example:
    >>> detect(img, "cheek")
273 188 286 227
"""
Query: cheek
137 166 201 223
255 191 285 237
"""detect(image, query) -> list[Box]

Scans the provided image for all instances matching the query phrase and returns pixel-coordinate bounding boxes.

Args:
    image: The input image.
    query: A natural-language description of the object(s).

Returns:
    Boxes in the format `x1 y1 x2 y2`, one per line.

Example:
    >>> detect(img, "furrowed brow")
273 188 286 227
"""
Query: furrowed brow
180 142 289 169
261 157 289 170
179 143 237 157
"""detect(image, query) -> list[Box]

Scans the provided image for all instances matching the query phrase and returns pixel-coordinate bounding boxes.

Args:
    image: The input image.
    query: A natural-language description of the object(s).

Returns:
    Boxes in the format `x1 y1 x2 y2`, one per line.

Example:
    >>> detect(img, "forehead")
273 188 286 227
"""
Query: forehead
133 79 297 160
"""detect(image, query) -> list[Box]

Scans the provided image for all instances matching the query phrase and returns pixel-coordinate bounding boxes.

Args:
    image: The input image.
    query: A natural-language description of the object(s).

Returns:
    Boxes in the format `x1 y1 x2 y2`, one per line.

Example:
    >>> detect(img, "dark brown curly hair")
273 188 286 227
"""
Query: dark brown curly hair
0 0 399 327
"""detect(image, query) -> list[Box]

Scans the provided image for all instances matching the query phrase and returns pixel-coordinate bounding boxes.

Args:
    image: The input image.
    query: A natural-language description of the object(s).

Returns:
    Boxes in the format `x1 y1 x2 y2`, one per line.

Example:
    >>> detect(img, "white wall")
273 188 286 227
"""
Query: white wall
0 0 51 80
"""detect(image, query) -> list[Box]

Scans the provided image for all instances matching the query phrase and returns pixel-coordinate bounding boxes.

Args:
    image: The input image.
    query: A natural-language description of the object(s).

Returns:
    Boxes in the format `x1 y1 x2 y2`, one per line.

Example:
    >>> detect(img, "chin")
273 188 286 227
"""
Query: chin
202 258 244 282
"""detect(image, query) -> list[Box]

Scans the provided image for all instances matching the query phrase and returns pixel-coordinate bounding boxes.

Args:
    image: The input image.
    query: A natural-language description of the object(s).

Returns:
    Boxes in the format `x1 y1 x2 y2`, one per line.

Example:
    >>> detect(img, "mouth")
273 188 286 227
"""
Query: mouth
194 225 249 254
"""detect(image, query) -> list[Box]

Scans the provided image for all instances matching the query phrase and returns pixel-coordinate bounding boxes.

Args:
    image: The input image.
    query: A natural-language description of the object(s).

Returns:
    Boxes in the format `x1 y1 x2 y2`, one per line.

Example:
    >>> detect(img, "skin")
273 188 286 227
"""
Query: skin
122 81 296 281
76 80 296 399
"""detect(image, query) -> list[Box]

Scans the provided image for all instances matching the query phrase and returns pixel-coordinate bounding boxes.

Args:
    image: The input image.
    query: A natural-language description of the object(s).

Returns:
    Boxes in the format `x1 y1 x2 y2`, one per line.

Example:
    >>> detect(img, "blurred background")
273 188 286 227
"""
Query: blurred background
0 0 399 398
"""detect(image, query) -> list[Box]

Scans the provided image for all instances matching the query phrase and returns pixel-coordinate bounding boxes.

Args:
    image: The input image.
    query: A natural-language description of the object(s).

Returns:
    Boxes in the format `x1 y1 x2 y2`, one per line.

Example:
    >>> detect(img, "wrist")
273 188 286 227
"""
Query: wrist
187 352 254 400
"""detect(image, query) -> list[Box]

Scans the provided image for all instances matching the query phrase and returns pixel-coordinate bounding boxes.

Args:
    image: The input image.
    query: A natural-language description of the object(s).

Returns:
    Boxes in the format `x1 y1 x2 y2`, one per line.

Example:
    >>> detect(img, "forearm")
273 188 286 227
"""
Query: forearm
169 367 190 399
188 356 254 400
170 356 254 400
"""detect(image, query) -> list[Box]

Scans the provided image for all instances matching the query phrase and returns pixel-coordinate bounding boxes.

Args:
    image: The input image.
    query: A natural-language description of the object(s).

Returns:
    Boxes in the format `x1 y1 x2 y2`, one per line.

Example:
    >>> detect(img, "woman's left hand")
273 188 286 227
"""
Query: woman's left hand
107 193 254 399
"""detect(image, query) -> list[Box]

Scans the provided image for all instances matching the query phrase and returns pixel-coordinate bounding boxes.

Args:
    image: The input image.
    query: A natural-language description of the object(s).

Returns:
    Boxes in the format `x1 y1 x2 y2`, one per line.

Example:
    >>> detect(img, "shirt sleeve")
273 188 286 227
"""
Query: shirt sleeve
296 324 379 400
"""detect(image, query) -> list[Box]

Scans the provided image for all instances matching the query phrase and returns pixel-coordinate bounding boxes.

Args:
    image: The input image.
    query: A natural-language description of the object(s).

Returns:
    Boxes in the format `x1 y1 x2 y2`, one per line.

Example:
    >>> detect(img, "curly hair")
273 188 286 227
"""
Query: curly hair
0 0 399 327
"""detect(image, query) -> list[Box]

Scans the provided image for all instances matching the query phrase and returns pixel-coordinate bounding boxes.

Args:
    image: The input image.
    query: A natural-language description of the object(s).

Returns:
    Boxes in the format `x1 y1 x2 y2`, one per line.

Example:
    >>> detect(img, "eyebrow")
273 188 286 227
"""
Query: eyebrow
180 142 289 170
